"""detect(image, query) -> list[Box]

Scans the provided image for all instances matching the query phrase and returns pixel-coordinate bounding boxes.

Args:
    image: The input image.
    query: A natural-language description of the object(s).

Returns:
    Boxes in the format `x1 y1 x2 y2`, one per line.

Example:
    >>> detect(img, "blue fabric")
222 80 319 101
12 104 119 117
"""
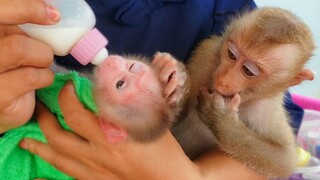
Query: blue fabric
285 92 304 135
56 0 256 68
55 0 302 134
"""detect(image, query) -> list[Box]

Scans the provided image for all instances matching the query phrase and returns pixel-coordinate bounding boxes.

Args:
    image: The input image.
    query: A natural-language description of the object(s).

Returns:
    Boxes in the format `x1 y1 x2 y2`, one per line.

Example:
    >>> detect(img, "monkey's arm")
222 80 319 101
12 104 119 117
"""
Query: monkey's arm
197 90 297 178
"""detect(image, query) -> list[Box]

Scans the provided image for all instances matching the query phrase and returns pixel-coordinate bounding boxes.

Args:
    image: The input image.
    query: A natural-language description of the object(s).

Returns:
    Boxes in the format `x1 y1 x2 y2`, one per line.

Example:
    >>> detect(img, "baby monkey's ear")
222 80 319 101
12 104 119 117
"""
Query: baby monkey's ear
99 119 128 143
290 69 315 87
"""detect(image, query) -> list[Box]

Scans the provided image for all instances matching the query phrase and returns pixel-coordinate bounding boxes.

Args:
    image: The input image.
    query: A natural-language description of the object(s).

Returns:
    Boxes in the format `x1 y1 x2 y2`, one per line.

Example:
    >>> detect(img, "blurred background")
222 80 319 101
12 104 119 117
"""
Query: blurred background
255 0 320 98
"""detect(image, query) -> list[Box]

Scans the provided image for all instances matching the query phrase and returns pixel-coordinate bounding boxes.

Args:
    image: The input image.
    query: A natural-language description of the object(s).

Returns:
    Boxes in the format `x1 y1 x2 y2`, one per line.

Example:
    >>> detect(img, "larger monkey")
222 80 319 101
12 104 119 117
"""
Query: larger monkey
173 7 315 178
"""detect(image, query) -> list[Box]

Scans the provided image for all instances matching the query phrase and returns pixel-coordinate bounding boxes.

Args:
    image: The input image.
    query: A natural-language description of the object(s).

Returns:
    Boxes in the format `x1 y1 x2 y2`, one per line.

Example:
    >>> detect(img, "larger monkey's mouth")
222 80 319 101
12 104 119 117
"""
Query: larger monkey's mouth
222 94 235 99
213 87 237 99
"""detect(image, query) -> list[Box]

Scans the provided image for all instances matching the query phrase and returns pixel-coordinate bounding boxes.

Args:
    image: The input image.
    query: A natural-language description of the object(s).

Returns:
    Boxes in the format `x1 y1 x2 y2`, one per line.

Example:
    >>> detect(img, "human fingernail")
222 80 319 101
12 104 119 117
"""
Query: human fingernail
19 140 28 149
47 5 60 22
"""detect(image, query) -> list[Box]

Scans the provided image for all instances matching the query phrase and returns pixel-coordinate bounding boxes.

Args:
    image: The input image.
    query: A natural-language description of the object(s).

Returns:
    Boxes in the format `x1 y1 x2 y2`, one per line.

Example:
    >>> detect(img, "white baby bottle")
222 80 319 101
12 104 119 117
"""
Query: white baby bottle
19 0 108 65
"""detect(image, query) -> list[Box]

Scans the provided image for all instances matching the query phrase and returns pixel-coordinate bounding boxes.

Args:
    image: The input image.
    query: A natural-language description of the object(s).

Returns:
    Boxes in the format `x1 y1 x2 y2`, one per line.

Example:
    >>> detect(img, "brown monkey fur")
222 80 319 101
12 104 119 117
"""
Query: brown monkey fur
172 7 315 178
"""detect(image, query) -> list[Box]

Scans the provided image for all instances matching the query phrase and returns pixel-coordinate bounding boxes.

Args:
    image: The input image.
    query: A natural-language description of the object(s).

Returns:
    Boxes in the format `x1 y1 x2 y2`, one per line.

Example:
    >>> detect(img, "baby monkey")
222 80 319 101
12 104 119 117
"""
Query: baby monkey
174 7 315 178
93 53 188 142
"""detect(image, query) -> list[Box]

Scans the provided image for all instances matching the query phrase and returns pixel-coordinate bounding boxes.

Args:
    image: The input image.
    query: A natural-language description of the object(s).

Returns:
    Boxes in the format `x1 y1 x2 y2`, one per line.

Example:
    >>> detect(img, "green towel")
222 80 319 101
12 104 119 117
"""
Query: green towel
0 71 97 180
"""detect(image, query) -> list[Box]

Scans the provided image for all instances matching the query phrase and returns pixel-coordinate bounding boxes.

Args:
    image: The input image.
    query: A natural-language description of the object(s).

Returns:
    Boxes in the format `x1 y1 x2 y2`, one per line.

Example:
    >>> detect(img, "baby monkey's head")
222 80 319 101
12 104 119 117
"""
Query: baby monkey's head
93 55 174 142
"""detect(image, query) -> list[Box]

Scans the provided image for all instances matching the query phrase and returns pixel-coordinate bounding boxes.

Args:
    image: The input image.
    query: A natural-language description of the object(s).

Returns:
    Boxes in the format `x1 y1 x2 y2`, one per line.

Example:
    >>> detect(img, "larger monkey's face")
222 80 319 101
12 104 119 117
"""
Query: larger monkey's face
95 55 162 105
213 41 265 98
213 40 300 99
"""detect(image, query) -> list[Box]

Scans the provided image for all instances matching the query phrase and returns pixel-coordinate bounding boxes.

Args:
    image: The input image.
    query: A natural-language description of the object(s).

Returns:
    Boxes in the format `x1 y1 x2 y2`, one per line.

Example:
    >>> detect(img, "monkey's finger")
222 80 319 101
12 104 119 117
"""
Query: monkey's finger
153 53 179 84
152 52 172 72
212 92 226 106
19 138 95 179
198 88 218 109
228 93 241 112
151 52 165 67
160 64 178 84
58 82 108 145
164 76 179 98
0 67 53 110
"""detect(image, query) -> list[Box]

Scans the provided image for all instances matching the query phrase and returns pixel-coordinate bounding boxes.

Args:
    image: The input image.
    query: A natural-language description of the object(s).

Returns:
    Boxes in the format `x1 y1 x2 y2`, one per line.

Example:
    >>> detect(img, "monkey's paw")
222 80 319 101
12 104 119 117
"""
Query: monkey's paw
197 88 241 128
152 52 187 104
197 88 223 114
224 93 241 112
197 88 240 117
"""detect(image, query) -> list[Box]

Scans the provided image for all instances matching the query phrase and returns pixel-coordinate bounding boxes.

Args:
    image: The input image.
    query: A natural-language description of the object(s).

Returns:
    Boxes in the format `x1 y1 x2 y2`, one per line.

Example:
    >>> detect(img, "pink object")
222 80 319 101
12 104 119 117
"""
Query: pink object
70 28 108 65
292 93 320 111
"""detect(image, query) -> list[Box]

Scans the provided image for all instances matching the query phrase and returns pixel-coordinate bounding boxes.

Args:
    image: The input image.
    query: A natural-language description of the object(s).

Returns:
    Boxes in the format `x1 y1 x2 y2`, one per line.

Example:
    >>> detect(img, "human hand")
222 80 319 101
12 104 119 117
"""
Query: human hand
0 0 60 133
19 83 202 179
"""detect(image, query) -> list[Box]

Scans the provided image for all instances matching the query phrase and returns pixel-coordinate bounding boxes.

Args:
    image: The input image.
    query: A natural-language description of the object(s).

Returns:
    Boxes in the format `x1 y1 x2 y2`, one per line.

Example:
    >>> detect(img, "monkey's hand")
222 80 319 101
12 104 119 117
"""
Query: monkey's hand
196 88 241 129
197 89 297 178
221 93 241 113
152 52 188 105
197 88 241 116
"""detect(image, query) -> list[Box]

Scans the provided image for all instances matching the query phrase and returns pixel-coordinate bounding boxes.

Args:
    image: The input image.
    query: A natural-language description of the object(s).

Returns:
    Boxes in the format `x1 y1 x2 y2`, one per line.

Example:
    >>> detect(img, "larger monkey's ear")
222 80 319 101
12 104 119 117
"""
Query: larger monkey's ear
290 69 315 87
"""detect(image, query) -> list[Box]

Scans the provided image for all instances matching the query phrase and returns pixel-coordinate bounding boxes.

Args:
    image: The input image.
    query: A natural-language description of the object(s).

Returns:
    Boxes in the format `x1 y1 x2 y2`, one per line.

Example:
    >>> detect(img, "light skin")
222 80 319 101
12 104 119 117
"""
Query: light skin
0 0 266 179
0 0 60 133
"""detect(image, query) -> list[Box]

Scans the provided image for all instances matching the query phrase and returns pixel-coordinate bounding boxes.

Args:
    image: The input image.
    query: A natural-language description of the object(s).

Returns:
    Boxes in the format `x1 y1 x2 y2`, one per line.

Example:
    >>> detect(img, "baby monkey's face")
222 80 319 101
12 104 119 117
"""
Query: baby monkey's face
95 55 162 105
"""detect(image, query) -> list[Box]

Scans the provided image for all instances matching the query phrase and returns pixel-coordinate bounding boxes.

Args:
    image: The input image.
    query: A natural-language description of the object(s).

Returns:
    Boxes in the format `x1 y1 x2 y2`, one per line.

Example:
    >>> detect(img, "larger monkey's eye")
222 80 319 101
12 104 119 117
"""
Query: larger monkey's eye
228 49 237 60
242 61 260 77
243 66 255 76
116 80 125 89
227 43 239 61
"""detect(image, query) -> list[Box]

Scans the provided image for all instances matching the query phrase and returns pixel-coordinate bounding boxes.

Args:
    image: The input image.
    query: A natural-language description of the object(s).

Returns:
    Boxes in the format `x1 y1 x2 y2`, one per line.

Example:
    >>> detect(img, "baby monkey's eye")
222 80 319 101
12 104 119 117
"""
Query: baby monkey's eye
129 63 143 74
129 63 134 71
116 80 125 89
